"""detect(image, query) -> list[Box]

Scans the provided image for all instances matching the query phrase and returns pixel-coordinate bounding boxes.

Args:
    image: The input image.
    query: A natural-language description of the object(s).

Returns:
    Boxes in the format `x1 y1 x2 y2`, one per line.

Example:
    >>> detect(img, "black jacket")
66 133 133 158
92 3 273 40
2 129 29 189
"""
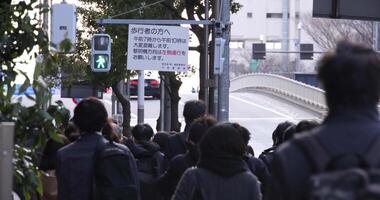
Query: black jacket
130 141 164 200
56 133 103 200
267 108 380 200
158 150 198 199
172 168 261 200
244 155 270 192
165 131 188 161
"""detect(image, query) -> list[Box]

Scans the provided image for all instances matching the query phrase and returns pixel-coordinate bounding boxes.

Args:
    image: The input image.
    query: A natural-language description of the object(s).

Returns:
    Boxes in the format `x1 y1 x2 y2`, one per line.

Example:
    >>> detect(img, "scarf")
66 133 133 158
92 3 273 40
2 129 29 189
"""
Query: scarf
198 153 248 177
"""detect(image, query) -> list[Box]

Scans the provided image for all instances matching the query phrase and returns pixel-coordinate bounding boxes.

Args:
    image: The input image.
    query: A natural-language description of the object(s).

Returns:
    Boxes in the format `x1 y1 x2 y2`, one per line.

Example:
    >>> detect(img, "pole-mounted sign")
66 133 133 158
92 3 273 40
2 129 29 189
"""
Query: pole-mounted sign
91 34 111 72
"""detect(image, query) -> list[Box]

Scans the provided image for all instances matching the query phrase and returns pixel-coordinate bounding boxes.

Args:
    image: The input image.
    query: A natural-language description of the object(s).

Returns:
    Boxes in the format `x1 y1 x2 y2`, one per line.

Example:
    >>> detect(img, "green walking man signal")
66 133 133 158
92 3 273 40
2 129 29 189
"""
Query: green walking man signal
91 34 111 72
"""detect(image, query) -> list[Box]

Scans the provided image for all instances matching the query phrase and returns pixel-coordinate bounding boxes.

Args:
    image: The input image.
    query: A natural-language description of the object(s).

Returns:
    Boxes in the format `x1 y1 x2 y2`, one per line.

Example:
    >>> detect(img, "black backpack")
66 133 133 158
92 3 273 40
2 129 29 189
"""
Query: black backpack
95 140 140 200
136 151 164 200
295 135 380 200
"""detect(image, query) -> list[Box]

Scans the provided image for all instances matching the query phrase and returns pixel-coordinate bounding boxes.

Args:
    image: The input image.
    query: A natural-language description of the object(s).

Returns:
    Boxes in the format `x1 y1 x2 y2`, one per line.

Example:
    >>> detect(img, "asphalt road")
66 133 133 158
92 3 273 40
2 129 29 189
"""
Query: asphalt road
13 90 320 154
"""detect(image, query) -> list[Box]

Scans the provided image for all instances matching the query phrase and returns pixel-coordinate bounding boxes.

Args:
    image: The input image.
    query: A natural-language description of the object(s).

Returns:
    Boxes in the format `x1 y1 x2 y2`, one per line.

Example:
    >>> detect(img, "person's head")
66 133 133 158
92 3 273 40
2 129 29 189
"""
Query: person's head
228 123 254 156
132 123 154 142
317 41 380 111
73 97 108 133
64 121 80 142
200 123 246 159
102 119 123 143
272 121 295 146
152 131 170 153
282 125 296 142
295 120 319 134
183 100 206 125
188 116 217 145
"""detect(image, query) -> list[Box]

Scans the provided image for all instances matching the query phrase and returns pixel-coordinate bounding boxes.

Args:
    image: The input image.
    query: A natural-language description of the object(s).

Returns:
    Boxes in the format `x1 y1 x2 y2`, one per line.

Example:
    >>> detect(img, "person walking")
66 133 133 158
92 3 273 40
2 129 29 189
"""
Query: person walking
267 41 380 200
172 123 261 200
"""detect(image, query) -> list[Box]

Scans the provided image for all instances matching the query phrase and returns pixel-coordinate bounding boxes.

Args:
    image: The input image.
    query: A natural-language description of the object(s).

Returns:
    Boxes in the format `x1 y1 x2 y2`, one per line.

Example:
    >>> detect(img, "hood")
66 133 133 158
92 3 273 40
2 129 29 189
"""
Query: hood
130 141 160 159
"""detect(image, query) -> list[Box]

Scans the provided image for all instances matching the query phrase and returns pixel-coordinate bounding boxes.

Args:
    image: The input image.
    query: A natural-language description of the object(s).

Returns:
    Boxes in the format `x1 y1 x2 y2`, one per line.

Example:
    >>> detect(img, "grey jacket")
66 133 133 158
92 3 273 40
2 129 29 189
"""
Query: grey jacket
172 167 261 200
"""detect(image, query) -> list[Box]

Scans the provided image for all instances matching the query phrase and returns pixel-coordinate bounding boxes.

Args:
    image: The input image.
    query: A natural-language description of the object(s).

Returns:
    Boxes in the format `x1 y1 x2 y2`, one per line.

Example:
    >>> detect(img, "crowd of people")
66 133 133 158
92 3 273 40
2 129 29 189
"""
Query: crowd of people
38 40 380 200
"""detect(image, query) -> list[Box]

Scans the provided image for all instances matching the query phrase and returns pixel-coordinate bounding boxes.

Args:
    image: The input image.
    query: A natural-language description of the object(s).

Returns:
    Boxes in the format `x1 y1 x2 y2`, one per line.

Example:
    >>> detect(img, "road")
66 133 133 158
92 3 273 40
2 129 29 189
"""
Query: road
13 90 320 154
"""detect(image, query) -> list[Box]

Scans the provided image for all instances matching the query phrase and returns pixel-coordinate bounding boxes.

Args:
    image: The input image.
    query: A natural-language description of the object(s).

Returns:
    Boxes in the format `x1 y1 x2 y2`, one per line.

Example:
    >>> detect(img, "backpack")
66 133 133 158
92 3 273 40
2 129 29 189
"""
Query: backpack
295 135 380 200
259 147 275 172
95 140 140 200
136 151 164 200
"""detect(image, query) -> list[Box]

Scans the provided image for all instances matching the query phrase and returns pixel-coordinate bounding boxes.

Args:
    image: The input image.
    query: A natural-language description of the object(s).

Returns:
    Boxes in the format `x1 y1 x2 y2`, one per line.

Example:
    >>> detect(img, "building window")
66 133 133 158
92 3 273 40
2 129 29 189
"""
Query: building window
247 12 253 18
266 13 290 18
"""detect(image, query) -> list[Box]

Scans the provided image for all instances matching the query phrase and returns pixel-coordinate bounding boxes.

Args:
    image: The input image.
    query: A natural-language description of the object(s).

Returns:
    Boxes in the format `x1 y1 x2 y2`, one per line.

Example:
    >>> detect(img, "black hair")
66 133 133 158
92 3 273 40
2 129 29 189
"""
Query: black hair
153 131 170 153
272 121 295 146
228 123 254 156
317 41 380 110
183 100 206 124
64 122 79 142
132 123 154 141
295 120 319 134
282 125 296 142
188 116 217 144
73 97 108 133
200 123 246 158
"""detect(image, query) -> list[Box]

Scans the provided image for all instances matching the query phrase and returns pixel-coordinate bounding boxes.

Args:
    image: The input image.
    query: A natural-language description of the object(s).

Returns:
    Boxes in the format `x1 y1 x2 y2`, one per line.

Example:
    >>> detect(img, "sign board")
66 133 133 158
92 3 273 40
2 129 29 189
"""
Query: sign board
51 3 76 52
61 83 103 99
313 0 380 21
127 24 189 72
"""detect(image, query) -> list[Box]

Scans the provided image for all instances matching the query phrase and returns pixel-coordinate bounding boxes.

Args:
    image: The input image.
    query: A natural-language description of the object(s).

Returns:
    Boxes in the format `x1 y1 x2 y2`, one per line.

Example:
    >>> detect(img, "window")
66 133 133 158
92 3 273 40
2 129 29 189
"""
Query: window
247 12 253 18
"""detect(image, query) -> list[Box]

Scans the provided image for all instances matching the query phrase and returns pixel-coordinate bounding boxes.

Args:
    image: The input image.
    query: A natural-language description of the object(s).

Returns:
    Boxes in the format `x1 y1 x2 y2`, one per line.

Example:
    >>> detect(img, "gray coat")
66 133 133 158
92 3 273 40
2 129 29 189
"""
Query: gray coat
172 167 261 200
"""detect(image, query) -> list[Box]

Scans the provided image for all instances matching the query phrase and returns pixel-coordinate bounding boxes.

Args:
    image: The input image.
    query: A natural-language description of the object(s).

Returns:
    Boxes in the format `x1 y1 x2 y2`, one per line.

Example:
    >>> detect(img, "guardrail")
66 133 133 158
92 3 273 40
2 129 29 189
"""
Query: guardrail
230 73 327 116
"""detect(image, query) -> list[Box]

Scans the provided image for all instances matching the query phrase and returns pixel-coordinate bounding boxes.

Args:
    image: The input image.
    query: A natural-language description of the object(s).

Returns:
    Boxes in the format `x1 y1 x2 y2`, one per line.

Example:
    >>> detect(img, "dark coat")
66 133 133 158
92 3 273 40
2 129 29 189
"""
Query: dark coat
244 155 270 192
172 168 261 200
267 108 380 200
129 141 164 200
165 131 188 162
56 133 103 200
158 151 198 199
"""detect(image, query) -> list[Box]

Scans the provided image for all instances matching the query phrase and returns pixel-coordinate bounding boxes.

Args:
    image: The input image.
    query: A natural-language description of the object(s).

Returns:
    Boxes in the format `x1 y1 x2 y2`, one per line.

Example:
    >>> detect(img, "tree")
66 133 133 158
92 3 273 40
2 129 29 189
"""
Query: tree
1 0 69 199
161 0 242 101
302 14 374 50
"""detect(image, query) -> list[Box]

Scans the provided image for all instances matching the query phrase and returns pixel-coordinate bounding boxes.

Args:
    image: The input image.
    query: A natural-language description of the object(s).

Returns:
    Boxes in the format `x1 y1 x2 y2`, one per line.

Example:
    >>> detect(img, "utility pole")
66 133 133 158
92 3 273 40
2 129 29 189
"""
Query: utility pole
0 122 15 200
202 0 210 111
217 0 230 122
282 0 290 75
373 21 379 51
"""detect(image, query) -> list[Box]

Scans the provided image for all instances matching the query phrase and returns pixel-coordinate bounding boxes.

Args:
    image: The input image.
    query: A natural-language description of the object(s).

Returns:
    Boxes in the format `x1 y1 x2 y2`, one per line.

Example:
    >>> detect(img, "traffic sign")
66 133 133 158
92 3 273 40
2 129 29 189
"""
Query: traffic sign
91 34 111 72
127 24 189 72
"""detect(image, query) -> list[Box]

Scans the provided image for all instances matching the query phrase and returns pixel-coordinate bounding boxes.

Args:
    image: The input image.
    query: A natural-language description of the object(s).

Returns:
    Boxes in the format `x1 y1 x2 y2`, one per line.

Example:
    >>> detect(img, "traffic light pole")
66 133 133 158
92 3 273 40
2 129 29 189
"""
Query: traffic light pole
137 70 144 124
217 0 230 122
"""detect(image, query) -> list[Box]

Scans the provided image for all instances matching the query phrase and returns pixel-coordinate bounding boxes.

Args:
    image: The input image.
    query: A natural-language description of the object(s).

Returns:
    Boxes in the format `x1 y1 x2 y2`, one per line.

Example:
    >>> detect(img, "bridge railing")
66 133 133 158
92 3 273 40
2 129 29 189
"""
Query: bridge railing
230 73 327 115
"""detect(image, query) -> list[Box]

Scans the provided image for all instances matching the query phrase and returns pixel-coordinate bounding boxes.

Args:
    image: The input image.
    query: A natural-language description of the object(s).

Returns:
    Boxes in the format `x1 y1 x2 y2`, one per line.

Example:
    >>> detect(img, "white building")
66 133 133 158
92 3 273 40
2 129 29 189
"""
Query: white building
230 0 318 74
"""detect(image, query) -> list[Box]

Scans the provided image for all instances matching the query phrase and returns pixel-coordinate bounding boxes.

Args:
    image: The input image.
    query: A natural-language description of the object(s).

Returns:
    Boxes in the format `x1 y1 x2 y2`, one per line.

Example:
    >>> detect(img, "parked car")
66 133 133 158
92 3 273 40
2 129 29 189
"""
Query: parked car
128 79 160 99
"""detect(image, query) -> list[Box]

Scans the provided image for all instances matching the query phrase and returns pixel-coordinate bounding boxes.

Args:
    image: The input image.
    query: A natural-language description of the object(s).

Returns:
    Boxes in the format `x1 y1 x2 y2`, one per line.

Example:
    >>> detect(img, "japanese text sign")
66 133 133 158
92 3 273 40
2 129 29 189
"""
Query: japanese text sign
127 24 189 72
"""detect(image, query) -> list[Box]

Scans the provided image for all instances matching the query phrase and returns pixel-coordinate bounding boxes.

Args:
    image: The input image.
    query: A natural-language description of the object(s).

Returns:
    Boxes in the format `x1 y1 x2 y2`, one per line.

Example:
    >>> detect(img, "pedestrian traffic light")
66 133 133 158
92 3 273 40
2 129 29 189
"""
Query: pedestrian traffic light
252 43 266 60
91 34 111 72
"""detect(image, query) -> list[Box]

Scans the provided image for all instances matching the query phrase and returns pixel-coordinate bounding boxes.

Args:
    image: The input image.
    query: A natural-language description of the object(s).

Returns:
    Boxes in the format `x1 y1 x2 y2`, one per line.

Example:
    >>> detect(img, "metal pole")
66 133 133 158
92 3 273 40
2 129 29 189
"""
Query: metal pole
159 75 165 131
297 23 302 72
137 70 144 124
0 122 15 200
282 0 290 73
217 0 230 122
373 21 378 51
203 0 210 111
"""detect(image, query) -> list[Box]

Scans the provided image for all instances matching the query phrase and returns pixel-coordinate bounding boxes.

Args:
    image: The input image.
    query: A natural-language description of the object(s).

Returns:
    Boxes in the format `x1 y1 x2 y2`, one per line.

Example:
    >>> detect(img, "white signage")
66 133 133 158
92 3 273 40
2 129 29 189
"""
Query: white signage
127 24 189 72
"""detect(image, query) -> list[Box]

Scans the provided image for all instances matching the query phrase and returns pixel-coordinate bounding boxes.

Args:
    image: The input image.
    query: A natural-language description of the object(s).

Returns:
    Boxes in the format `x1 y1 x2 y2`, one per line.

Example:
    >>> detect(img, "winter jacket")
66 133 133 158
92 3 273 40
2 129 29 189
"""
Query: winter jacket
130 141 164 200
244 155 270 192
165 131 188 162
172 168 261 200
56 133 103 200
158 150 198 199
267 107 380 200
